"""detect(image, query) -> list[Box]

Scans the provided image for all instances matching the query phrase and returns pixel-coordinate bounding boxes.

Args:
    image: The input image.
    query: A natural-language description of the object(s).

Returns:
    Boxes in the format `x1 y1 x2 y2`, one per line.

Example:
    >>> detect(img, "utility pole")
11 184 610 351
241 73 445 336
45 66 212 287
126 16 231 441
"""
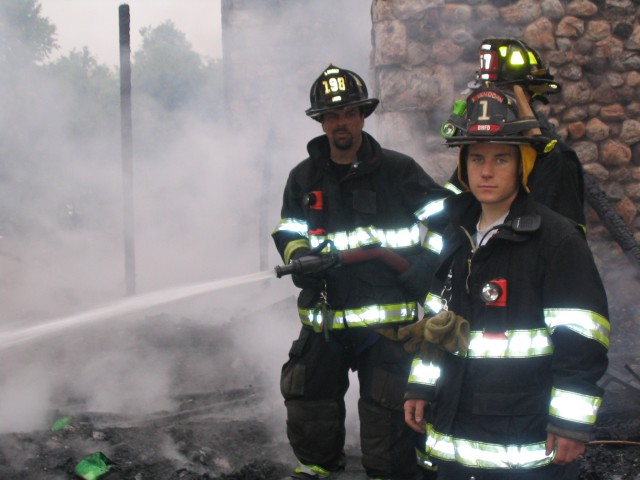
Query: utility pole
119 4 136 295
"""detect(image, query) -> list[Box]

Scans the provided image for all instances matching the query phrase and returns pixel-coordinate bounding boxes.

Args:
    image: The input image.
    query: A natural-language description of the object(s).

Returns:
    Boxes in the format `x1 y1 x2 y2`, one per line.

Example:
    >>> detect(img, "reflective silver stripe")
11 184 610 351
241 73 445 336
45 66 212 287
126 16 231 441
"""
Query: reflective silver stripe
408 358 440 386
461 329 554 359
272 218 309 235
424 293 444 315
422 231 443 254
415 198 445 223
310 224 420 251
544 308 610 349
298 302 417 329
443 182 462 194
284 238 311 264
425 424 552 469
549 387 602 425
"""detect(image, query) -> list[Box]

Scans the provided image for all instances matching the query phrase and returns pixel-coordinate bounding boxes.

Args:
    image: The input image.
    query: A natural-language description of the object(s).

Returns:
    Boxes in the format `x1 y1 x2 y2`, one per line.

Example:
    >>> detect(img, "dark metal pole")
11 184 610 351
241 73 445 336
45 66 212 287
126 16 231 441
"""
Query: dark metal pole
119 4 136 295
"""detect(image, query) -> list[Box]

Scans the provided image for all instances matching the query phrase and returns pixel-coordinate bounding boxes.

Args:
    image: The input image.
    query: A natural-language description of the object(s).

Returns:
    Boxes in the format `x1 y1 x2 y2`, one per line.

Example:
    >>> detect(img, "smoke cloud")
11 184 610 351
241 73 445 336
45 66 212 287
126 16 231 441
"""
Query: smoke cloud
0 1 372 442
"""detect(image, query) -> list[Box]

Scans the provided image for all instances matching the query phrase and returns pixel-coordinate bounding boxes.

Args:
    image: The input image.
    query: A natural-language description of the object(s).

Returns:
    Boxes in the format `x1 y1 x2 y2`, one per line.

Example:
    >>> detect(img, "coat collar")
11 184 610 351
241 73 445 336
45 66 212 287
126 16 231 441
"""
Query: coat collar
445 189 541 243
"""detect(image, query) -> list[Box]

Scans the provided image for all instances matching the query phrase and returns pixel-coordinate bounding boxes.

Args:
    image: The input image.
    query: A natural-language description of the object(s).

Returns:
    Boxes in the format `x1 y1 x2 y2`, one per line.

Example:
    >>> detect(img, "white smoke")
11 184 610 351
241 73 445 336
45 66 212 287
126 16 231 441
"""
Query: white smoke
0 0 372 444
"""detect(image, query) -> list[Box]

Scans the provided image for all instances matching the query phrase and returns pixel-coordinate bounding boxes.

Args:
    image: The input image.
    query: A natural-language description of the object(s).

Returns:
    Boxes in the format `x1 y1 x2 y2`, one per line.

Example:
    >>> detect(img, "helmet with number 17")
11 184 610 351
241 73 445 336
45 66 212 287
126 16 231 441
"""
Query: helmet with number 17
475 38 561 103
305 64 379 122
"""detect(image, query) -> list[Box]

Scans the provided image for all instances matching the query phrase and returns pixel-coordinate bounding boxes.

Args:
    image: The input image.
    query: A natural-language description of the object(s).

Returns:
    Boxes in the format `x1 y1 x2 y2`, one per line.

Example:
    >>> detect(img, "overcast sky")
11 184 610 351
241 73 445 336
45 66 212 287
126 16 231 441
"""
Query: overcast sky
39 0 223 67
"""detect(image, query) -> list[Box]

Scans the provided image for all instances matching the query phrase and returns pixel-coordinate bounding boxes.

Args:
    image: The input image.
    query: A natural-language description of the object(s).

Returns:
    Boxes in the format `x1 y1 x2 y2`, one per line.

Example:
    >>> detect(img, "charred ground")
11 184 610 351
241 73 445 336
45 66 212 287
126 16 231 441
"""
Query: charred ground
0 302 638 480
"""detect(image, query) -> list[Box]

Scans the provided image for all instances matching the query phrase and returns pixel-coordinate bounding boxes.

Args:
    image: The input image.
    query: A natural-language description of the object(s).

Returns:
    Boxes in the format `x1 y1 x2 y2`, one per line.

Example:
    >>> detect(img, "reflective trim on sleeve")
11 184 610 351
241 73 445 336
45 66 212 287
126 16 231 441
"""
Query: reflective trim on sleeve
462 329 554 359
415 198 445 223
284 238 311 264
298 302 417 329
272 218 309 235
425 424 552 469
544 308 610 349
408 358 441 386
443 182 463 195
422 231 443 254
310 224 421 251
549 387 602 425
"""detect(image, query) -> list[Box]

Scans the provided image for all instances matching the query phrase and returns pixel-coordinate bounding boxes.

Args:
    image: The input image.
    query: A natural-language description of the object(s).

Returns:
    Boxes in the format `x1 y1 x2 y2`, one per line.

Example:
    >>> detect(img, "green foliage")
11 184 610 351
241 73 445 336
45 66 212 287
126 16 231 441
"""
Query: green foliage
47 47 120 133
0 0 57 66
133 21 223 118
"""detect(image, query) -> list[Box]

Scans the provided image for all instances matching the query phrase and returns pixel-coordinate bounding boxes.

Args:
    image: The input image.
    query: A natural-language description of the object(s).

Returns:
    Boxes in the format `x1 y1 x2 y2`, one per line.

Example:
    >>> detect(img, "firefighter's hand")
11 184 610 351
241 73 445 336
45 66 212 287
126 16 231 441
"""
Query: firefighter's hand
290 249 325 290
546 433 586 465
404 399 428 434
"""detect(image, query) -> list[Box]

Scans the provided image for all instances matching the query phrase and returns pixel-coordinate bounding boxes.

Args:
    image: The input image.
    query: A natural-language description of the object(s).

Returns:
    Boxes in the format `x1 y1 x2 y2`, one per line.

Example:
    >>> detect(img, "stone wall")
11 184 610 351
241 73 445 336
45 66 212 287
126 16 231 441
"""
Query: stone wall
370 0 640 298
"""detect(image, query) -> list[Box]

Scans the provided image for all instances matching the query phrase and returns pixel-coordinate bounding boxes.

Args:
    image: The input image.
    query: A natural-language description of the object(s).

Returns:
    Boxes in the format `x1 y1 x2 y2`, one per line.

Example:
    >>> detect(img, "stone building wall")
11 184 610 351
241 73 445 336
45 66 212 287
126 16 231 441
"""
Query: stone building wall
370 0 640 295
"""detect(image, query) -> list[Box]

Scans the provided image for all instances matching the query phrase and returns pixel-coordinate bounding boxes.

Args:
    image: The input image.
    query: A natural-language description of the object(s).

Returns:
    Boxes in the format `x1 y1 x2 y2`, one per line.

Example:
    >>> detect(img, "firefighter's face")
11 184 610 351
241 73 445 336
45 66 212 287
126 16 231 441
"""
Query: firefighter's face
321 106 364 151
466 142 520 209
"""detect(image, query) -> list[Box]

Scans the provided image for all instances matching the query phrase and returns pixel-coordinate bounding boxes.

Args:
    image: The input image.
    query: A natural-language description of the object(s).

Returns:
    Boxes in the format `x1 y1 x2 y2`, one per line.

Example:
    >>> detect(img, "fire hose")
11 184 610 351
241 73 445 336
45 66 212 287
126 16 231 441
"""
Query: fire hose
274 244 411 278
584 171 640 277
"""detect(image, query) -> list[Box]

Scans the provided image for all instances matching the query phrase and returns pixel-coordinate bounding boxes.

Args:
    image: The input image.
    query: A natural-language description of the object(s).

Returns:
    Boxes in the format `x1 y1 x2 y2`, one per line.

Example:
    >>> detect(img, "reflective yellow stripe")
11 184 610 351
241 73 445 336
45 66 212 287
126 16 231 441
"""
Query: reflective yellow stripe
422 231 443 254
416 448 438 471
425 424 552 469
295 461 331 478
424 293 444 314
298 302 417 329
415 198 446 223
549 387 602 425
461 329 554 358
272 218 308 235
408 358 440 386
444 182 462 194
310 224 421 250
284 238 311 264
544 308 610 349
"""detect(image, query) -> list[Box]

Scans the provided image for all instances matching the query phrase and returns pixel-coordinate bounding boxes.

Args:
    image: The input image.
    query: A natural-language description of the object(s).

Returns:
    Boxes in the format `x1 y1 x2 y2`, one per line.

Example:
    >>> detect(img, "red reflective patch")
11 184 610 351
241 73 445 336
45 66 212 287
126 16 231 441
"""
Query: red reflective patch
470 124 502 134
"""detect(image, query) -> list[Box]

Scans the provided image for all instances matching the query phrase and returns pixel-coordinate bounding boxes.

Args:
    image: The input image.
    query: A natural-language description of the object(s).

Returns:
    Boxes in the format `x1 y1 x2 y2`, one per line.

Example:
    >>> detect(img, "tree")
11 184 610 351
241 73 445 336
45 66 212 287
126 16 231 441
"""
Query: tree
47 47 119 135
132 21 223 117
0 0 57 66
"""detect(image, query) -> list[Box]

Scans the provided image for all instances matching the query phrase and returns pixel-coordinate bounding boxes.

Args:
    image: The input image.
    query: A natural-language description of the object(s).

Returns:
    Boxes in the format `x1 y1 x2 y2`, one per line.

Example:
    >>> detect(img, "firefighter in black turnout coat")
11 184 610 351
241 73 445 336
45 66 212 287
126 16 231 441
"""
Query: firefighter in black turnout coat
403 86 610 480
272 65 450 480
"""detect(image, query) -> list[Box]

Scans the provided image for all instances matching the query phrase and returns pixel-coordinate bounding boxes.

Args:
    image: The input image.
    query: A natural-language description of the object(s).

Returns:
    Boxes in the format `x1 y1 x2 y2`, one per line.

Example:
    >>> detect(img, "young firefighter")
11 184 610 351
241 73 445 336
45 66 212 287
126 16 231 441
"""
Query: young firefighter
272 65 450 480
403 86 610 480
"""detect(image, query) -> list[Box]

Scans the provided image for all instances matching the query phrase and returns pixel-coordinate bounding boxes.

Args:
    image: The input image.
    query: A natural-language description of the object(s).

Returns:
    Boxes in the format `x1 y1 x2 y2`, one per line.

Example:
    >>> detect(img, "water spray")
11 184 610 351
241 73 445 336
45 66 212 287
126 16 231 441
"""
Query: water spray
0 270 275 351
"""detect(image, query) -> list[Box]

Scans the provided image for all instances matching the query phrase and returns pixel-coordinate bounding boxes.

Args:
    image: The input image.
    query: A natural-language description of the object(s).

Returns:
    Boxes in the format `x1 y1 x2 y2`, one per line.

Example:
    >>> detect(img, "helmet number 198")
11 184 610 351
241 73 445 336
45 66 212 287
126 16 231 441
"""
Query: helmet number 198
323 77 346 94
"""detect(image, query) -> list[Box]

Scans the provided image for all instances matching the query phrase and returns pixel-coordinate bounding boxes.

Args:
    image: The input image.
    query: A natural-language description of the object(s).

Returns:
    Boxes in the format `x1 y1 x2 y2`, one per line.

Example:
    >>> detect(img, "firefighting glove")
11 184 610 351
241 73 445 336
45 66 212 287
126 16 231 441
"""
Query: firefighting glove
290 248 325 291
397 310 470 357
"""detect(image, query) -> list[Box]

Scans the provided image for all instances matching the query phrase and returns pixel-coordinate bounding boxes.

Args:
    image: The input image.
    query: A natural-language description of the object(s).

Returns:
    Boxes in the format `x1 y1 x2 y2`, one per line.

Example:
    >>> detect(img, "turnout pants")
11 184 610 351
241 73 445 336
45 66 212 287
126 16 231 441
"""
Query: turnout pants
280 326 421 480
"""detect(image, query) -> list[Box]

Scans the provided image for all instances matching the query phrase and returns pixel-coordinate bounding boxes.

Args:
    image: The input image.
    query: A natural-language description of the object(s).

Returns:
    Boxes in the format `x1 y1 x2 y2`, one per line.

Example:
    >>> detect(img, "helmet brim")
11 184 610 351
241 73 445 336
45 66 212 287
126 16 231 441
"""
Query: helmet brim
305 98 380 122
445 132 552 147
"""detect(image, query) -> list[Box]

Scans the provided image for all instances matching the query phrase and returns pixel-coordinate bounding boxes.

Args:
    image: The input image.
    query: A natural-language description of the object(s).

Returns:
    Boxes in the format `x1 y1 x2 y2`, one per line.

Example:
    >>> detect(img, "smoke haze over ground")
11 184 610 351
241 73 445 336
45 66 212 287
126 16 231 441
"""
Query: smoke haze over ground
0 1 372 440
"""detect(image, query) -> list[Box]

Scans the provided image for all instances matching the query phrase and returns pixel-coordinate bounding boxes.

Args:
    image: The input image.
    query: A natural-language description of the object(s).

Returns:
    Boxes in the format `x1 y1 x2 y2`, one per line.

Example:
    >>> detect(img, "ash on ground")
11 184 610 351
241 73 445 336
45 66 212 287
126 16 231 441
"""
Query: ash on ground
0 305 639 480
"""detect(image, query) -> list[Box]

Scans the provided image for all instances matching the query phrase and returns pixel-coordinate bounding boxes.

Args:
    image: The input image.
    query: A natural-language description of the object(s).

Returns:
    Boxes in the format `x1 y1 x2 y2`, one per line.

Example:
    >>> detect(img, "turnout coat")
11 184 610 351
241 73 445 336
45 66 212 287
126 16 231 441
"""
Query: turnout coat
272 132 449 331
407 190 610 473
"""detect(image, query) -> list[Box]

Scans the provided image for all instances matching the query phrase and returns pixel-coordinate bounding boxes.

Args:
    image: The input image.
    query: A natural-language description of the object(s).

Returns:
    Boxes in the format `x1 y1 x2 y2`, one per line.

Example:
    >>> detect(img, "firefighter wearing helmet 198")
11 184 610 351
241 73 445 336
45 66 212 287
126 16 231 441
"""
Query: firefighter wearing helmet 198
272 64 451 480
404 85 610 480
444 37 587 230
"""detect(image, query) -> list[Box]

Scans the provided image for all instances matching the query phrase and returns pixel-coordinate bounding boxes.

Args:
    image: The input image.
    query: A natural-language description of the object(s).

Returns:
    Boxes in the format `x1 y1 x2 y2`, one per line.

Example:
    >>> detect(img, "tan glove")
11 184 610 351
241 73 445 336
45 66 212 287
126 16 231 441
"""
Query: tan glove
397 310 470 358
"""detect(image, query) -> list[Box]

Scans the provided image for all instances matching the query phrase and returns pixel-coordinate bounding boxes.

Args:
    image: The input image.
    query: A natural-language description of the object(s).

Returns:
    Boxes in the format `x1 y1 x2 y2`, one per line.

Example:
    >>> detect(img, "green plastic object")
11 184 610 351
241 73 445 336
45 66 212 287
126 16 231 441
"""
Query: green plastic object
74 452 112 480
50 416 72 431
440 100 467 138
